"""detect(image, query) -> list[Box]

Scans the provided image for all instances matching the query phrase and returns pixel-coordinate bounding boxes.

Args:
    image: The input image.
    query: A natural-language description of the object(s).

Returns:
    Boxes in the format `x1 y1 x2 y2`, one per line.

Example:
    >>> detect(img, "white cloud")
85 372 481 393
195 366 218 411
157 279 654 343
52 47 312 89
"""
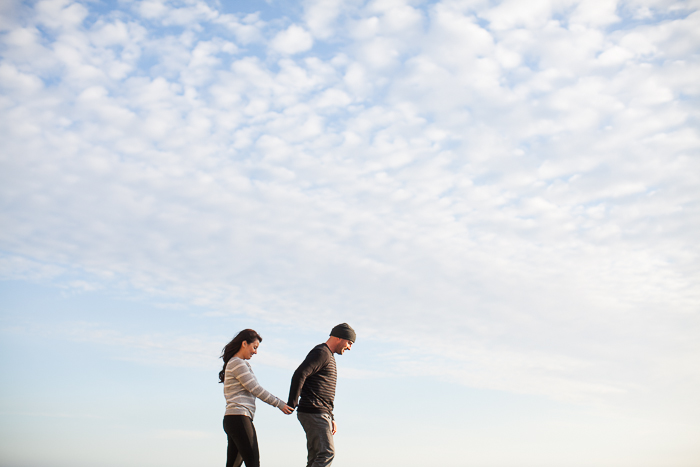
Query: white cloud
314 87 352 108
570 0 620 26
480 0 566 31
90 20 132 47
364 0 424 36
214 12 266 44
0 63 43 94
358 37 400 69
0 255 66 282
1 0 699 423
133 0 218 27
270 24 314 55
35 0 88 30
304 0 345 39
135 0 169 20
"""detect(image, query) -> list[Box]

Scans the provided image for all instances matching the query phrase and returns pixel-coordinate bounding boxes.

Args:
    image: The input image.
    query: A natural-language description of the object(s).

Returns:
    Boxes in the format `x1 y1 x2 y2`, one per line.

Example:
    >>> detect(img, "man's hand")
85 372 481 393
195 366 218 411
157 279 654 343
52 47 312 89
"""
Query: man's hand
331 420 337 435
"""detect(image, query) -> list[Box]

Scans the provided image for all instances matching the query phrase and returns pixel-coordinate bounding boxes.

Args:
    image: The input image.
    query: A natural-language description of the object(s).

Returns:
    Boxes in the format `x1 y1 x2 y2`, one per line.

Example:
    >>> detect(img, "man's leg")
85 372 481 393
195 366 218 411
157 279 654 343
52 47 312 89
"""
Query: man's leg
297 412 335 467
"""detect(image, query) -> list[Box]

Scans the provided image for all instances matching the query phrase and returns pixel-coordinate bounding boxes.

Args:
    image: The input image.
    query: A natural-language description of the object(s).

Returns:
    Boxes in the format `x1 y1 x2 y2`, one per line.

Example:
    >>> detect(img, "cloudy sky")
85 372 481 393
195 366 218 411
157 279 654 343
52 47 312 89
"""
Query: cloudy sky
1 0 699 466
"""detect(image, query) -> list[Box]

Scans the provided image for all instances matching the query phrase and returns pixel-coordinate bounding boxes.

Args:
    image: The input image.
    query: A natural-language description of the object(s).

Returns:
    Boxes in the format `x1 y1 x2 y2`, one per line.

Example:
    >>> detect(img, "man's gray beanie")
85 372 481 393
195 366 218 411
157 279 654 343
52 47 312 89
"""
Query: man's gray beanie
330 323 356 343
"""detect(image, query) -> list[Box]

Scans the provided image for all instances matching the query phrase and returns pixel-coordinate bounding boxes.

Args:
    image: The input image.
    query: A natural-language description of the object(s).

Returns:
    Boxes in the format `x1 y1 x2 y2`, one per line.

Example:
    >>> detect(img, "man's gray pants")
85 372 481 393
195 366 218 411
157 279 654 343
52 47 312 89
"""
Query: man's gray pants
297 412 335 467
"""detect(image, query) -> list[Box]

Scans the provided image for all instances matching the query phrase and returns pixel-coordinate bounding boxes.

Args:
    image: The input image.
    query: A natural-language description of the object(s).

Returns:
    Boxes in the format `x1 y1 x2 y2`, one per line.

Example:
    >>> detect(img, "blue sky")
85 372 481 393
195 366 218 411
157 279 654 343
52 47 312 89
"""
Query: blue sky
1 0 699 466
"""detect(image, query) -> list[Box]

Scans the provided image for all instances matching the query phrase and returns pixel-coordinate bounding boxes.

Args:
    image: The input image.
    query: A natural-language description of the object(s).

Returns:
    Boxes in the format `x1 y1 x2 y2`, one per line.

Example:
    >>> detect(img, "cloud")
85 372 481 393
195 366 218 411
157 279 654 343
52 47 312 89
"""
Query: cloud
0 255 66 282
0 63 43 94
304 0 345 39
56 322 223 369
132 0 218 27
0 0 699 414
214 12 266 44
35 0 89 30
270 24 314 54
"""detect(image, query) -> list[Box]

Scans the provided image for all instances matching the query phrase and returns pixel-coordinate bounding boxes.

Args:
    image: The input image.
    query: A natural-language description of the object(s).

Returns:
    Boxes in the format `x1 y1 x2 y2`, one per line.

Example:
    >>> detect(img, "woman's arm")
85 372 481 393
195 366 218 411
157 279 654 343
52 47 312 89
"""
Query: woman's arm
228 359 287 409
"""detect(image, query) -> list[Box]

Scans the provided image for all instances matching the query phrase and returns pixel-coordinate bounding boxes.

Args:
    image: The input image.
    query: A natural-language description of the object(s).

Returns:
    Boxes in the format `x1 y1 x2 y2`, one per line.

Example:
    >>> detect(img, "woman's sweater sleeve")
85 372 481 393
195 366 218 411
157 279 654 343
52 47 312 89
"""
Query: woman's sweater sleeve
229 360 285 409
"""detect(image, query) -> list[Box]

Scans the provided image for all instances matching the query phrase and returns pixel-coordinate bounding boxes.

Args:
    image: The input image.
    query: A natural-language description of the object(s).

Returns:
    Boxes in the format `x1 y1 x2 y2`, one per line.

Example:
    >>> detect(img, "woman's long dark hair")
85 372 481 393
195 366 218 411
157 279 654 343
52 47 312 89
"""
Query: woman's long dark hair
219 329 262 383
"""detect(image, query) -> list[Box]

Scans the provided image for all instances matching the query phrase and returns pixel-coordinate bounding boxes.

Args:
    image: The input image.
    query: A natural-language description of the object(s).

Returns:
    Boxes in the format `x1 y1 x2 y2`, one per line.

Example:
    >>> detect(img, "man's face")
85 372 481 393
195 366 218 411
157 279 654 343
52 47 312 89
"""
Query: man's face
335 338 352 355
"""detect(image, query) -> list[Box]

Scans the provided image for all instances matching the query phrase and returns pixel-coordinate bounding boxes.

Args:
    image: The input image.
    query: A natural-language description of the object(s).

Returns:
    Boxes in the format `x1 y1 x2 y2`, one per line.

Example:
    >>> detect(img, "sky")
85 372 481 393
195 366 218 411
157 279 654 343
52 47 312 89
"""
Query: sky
0 0 699 466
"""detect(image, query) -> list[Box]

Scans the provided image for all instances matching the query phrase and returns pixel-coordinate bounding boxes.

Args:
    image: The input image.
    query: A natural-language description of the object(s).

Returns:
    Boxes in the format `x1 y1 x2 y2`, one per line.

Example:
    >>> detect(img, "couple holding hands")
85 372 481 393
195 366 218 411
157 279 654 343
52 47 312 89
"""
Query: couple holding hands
219 323 356 467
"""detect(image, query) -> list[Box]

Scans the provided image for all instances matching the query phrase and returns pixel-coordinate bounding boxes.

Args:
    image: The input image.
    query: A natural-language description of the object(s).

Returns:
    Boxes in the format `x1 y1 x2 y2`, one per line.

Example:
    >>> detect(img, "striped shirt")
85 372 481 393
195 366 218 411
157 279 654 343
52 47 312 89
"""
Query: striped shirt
288 343 337 418
224 357 285 419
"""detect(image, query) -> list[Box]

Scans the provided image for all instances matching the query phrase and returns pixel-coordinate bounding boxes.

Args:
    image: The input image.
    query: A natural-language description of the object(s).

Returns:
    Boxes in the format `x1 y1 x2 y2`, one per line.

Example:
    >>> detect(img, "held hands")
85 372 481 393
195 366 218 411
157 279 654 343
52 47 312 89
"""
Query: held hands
280 404 294 415
331 420 337 435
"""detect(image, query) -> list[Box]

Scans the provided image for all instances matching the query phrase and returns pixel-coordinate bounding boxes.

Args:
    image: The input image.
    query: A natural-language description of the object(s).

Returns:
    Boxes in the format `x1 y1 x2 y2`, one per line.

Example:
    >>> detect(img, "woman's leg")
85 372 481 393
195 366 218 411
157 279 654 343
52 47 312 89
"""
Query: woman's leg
223 415 260 467
223 416 243 467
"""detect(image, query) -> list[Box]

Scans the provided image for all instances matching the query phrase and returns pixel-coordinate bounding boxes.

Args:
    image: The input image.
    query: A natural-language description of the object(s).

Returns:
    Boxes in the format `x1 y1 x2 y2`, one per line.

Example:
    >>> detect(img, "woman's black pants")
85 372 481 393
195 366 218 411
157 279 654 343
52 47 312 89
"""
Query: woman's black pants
223 415 259 467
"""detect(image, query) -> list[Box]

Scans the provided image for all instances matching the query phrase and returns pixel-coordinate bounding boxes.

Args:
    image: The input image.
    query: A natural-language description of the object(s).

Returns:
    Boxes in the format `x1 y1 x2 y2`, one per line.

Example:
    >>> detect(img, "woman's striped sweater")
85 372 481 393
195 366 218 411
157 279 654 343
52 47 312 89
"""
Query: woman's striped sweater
223 357 285 419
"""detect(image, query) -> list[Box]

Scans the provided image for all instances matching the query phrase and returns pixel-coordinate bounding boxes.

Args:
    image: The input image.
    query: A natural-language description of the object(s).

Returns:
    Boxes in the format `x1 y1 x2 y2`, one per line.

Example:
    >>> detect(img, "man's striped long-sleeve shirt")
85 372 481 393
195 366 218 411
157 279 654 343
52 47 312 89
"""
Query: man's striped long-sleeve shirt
288 343 337 419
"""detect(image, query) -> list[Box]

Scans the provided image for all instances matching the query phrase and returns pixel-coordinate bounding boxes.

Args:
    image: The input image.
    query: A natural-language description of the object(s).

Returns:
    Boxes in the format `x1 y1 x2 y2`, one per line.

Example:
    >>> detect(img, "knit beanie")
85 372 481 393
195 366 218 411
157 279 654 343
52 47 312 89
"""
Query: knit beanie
330 323 356 343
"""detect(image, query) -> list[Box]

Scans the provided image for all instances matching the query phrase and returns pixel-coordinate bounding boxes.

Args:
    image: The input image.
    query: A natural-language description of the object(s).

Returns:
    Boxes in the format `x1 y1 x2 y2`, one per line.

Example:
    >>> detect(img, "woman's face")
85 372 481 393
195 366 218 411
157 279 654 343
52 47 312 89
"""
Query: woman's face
239 339 260 360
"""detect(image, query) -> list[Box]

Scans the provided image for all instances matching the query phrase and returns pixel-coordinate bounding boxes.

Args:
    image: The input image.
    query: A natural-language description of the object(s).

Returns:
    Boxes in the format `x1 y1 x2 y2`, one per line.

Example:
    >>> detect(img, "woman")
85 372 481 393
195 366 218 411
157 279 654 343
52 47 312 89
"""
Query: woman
219 329 293 467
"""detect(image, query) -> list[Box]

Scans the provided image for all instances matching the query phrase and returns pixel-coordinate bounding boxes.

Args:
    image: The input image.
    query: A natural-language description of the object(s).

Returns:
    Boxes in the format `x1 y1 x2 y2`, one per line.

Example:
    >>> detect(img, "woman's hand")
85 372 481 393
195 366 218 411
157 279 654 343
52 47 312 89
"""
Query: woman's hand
280 404 294 414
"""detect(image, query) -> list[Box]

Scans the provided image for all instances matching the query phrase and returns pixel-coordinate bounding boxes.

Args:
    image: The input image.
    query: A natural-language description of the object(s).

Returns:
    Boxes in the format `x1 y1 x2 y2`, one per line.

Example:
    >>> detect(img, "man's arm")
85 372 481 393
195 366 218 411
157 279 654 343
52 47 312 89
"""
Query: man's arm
287 346 329 408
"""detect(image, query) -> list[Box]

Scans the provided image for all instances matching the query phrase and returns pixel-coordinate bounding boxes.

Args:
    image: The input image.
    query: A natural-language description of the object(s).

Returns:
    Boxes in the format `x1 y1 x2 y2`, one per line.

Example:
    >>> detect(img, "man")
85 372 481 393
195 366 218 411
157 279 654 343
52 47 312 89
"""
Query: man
288 323 356 467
